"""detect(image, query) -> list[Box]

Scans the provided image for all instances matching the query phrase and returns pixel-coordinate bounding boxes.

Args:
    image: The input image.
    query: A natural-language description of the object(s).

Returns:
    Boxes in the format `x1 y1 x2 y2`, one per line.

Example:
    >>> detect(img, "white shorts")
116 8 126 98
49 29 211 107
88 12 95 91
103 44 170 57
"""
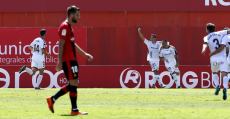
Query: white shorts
165 62 180 74
31 60 45 69
210 57 228 73
149 60 159 71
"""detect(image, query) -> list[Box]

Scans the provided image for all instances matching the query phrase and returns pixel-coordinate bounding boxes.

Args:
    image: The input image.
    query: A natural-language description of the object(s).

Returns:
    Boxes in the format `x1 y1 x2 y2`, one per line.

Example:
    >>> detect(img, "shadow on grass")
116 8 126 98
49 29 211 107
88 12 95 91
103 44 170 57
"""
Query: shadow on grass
60 114 78 116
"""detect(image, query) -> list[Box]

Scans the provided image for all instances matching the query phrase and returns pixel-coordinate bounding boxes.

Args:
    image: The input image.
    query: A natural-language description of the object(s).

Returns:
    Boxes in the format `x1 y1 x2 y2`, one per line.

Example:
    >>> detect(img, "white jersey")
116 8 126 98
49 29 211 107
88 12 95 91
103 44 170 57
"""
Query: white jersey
159 45 177 64
30 37 46 62
144 39 162 61
222 34 230 59
203 30 228 60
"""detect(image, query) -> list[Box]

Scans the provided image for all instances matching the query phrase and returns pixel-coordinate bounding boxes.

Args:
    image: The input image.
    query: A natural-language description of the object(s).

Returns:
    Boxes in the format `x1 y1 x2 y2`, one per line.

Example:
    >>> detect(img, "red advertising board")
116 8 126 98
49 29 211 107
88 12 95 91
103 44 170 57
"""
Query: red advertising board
0 28 87 66
0 65 222 89
0 0 230 12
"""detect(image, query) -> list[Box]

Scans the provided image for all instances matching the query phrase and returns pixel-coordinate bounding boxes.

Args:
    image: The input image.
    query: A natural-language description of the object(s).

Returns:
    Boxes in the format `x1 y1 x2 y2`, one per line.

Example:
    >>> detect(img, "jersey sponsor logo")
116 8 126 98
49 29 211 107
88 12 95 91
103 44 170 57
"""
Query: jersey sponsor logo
151 47 158 49
62 29 67 36
205 0 230 6
120 68 141 88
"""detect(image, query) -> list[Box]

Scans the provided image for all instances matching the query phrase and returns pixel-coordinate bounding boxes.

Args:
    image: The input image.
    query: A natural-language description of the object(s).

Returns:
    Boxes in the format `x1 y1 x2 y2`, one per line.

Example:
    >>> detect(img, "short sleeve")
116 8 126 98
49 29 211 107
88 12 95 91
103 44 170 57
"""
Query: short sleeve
218 30 228 37
221 35 228 46
173 47 177 55
30 40 35 47
41 40 46 49
143 39 149 45
203 36 208 44
58 25 68 40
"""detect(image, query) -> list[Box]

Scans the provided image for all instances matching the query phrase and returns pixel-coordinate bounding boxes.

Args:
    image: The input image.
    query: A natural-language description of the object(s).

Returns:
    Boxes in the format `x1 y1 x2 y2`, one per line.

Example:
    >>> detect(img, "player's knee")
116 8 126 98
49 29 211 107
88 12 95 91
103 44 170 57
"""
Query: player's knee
221 72 228 77
153 70 158 75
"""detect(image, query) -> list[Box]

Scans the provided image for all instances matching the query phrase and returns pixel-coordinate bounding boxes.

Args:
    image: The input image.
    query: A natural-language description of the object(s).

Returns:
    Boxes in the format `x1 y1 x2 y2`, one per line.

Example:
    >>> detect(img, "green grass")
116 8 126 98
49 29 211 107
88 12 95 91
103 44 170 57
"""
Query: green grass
0 88 230 119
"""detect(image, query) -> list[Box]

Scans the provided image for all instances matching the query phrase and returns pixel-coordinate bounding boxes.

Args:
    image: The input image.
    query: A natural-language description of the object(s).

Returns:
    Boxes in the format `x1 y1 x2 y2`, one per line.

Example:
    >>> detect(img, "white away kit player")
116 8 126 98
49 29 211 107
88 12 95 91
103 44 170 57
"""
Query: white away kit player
222 27 230 83
202 23 230 100
19 29 51 89
138 28 165 88
159 40 181 88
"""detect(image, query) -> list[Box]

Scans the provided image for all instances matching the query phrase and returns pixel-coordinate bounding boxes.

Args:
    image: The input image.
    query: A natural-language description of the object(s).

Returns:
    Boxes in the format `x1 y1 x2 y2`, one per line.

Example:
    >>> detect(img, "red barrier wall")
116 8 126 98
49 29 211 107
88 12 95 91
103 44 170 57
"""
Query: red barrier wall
1 12 230 27
1 0 230 12
0 65 221 89
1 1 230 66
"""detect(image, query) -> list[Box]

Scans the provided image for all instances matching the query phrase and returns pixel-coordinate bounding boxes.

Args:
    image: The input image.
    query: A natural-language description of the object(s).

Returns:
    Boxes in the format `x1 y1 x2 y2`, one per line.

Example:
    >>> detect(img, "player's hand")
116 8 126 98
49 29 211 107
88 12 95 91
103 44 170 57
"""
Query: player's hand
138 28 141 32
175 63 179 68
201 51 205 56
209 53 213 57
84 53 93 61
56 62 62 71
47 53 51 57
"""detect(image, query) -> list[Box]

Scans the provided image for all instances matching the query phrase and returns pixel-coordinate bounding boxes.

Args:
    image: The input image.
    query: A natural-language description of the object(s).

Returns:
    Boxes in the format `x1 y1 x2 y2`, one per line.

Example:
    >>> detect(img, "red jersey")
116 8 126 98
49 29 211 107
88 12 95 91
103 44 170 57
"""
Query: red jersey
58 21 77 62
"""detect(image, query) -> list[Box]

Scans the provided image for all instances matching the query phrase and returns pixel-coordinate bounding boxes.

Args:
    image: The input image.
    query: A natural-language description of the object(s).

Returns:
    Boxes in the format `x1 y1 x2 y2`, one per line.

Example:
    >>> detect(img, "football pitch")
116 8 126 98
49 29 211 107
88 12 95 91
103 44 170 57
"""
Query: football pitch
0 88 230 119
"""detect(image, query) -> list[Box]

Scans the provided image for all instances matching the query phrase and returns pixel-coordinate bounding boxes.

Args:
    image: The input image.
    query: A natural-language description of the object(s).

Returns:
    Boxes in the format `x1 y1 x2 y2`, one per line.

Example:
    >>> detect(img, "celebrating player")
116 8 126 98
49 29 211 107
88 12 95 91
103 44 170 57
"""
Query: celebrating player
18 29 50 89
138 28 165 88
202 23 230 100
46 5 93 115
159 40 181 88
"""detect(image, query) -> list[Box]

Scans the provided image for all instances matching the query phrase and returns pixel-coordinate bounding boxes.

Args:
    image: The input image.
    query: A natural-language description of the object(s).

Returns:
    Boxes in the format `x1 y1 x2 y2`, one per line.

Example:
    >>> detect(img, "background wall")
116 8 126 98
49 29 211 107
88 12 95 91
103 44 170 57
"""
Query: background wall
1 0 230 66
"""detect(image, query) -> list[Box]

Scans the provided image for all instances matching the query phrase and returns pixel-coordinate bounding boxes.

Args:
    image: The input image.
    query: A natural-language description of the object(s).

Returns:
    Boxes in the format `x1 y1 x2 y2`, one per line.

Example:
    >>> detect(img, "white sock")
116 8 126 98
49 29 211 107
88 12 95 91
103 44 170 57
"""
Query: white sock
25 67 33 75
173 74 180 86
152 75 157 85
213 74 219 87
36 75 43 87
223 76 228 89
155 75 163 85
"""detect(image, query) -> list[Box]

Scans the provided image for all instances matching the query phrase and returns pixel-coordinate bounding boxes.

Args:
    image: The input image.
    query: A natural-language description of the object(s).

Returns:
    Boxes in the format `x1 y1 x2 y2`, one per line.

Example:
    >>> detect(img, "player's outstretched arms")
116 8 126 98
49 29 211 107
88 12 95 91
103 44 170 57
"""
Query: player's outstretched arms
201 43 208 56
209 44 225 57
42 49 51 57
75 43 93 61
138 28 145 41
56 39 65 71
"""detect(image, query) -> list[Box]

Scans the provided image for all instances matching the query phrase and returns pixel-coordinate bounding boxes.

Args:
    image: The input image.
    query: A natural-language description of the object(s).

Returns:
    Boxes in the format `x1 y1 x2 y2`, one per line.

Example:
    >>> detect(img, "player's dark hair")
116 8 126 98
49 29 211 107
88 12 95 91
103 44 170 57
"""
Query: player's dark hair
40 29 46 37
206 23 215 32
67 5 80 17
162 39 168 43
151 34 157 38
223 27 230 30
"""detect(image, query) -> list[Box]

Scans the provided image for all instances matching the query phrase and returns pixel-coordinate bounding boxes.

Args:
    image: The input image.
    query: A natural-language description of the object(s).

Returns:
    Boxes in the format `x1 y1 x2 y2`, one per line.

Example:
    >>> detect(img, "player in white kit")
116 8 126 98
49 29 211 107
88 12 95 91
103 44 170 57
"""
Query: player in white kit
222 27 230 82
138 28 165 88
159 40 181 88
201 23 230 100
19 29 51 89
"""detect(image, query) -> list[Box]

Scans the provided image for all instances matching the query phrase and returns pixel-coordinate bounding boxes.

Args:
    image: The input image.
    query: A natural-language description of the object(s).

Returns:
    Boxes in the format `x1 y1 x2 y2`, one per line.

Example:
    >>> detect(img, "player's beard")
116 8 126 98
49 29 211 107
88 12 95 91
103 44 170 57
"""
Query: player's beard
72 17 78 23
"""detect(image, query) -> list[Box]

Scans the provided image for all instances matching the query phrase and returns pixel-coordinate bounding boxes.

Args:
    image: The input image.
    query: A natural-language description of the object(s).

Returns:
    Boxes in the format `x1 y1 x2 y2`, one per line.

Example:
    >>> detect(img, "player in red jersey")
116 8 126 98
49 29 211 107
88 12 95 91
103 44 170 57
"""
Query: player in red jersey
46 5 93 115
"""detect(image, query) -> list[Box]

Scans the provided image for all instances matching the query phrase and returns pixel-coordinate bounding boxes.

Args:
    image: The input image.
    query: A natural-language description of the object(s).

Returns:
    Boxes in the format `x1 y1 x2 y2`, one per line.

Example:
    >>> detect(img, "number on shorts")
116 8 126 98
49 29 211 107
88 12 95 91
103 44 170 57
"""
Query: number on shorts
34 44 40 52
213 39 221 49
71 66 78 73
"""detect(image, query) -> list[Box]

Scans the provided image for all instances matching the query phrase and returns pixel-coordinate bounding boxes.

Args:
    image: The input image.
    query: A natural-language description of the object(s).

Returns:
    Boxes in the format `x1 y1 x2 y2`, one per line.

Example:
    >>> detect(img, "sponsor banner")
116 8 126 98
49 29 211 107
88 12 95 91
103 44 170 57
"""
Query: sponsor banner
0 66 223 88
0 28 87 66
1 0 230 12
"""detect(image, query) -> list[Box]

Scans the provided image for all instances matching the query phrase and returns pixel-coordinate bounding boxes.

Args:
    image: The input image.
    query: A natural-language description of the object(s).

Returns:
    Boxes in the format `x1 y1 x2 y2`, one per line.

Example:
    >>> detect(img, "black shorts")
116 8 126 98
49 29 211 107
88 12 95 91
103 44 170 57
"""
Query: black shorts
62 60 79 80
